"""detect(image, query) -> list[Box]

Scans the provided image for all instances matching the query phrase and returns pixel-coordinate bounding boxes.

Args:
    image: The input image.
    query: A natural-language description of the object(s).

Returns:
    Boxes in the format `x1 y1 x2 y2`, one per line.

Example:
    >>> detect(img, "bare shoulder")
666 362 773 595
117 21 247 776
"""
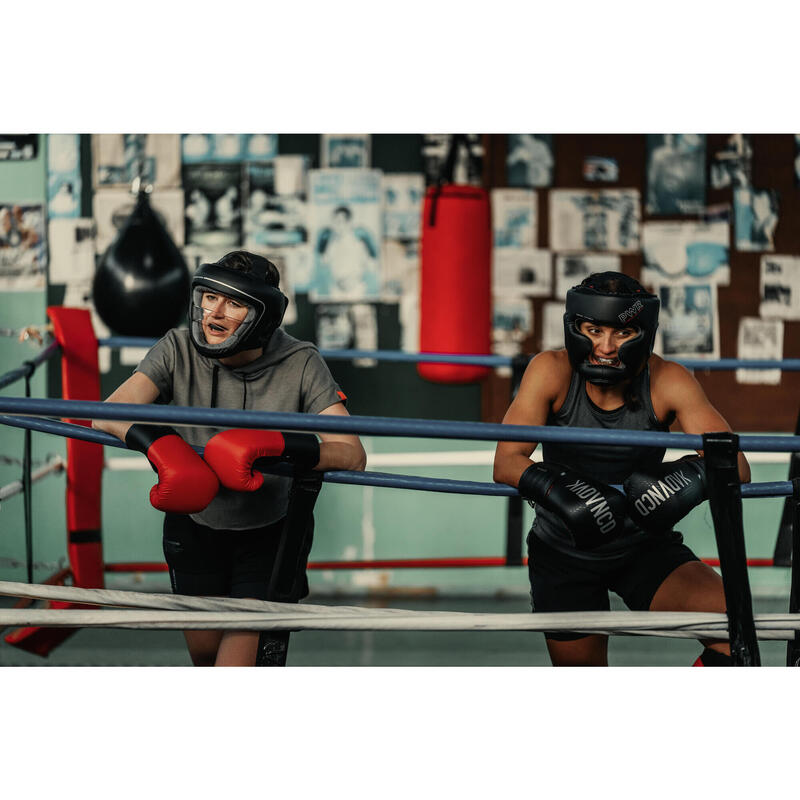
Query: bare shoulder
520 349 572 397
649 354 707 415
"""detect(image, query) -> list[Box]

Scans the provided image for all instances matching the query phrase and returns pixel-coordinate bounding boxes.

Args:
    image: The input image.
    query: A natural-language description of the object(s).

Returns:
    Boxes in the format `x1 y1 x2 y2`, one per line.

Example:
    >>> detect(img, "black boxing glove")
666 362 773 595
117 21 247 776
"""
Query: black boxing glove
623 456 707 534
517 462 628 550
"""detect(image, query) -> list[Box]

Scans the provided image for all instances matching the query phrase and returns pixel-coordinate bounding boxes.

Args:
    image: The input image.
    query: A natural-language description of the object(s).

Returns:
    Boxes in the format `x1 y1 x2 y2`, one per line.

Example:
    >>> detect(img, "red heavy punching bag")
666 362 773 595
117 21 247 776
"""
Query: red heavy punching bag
418 136 491 383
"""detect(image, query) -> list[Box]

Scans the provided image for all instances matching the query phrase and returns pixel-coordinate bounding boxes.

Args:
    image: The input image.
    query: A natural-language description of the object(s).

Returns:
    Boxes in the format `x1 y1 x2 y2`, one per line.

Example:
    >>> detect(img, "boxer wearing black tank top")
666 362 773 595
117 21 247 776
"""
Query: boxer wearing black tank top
493 272 750 667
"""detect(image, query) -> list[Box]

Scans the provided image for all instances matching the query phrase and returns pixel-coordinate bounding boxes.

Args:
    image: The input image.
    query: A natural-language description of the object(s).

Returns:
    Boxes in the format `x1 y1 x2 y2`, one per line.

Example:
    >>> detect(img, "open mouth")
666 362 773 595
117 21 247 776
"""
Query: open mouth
204 321 229 337
590 355 621 367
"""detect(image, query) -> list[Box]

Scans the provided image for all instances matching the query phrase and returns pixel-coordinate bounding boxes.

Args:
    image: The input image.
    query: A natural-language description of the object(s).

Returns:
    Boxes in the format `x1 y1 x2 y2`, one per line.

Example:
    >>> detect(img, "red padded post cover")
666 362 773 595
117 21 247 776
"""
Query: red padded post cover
46 306 104 589
418 185 492 383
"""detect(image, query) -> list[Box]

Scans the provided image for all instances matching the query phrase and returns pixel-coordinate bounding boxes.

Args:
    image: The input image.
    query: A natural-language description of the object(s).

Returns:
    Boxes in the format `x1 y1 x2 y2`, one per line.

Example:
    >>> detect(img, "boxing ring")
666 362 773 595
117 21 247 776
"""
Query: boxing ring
1 312 800 666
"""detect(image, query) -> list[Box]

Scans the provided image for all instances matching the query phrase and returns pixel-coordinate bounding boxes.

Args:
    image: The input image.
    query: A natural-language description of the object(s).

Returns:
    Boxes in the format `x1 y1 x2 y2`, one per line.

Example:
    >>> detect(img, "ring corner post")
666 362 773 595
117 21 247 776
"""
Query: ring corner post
786 478 800 667
702 431 761 666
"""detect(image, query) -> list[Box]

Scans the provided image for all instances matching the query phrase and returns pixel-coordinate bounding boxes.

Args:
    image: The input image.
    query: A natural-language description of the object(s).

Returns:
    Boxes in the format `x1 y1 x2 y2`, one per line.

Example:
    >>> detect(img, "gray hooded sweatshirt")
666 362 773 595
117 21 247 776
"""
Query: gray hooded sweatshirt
135 327 345 530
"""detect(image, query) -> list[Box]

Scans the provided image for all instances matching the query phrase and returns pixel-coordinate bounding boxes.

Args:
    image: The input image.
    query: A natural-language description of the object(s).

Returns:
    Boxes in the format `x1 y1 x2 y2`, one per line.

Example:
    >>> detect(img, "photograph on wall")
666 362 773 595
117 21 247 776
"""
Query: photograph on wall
645 134 706 215
259 250 297 326
734 186 779 252
315 303 378 366
541 300 566 351
641 221 730 287
307 169 381 302
492 296 533 374
93 134 181 188
182 134 278 164
382 173 424 240
583 156 618 183
381 239 419 302
183 163 242 249
710 134 752 189
274 154 310 196
47 218 95 284
94 188 185 254
506 134 554 187
0 204 46 290
47 134 81 219
554 252 621 299
655 283 719 359
736 317 783 385
423 134 483 186
321 134 371 168
243 162 308 249
491 188 537 249
493 249 551 297
549 189 640 252
759 255 800 320
0 134 38 161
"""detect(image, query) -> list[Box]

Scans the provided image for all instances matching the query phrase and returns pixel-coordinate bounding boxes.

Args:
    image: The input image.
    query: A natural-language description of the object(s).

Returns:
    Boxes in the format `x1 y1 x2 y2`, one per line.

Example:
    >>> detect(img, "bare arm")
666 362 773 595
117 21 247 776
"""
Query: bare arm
314 402 367 472
654 360 751 482
493 351 568 488
91 372 161 442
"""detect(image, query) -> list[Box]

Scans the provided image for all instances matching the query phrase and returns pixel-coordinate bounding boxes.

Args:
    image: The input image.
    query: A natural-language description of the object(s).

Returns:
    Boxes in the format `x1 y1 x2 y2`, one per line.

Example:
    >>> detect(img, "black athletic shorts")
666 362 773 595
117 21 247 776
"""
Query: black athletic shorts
527 528 700 641
163 512 314 601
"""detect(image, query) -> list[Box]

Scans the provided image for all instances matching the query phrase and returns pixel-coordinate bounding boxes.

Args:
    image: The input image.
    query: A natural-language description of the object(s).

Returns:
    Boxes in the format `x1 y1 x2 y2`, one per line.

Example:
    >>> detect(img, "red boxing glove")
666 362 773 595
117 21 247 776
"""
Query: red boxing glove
203 429 321 492
125 424 219 513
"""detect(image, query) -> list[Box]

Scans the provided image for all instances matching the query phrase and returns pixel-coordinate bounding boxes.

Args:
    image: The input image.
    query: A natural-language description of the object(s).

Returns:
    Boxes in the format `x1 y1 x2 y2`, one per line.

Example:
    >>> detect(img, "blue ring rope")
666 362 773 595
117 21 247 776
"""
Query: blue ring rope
1 396 799 452
0 413 792 498
0 341 60 391
96 338 800 371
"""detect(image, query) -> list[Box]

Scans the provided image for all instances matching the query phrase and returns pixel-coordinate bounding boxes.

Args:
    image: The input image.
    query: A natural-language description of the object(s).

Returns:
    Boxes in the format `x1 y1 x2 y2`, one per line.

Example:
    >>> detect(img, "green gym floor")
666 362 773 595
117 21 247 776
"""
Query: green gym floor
0 591 792 667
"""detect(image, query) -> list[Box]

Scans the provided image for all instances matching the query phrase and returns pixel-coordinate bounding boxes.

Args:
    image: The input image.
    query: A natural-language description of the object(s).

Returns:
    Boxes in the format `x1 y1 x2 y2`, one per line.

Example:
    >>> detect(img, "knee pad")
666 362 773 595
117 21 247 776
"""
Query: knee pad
256 631 290 667
692 647 732 666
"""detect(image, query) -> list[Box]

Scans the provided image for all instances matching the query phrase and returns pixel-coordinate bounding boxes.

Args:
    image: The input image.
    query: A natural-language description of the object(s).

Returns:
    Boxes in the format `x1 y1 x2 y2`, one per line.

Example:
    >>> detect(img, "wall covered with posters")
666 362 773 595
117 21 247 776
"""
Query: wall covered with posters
1 134 799 433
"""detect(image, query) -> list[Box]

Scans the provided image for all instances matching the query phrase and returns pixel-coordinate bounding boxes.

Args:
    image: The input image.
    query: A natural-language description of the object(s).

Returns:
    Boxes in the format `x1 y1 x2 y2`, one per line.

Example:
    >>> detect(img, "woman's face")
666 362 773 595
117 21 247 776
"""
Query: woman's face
200 290 249 345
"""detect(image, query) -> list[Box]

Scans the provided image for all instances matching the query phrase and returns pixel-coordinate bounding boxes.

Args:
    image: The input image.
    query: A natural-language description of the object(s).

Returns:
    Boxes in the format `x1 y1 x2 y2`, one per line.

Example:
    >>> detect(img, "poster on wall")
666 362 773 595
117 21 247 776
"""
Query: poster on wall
492 296 533 375
382 174 424 240
315 303 378 365
47 134 81 219
493 249 551 297
243 162 308 249
554 252 621 299
381 239 419 302
541 301 566 351
422 134 483 186
506 134 554 187
655 283 719 359
321 134 371 168
491 188 537 249
0 135 38 161
94 188 185 254
759 255 800 320
583 156 619 183
93 134 181 188
307 169 381 302
641 221 730 287
734 186 779 252
183 163 242 249
47 218 95 284
710 134 752 189
0 204 46 290
736 318 783 385
549 189 640 252
182 134 278 163
645 134 706 215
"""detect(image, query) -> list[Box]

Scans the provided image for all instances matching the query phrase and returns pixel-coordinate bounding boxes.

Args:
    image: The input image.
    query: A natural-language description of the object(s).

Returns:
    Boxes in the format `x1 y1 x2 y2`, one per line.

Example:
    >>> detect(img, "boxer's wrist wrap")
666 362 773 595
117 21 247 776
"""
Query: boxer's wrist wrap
282 432 321 471
125 424 179 453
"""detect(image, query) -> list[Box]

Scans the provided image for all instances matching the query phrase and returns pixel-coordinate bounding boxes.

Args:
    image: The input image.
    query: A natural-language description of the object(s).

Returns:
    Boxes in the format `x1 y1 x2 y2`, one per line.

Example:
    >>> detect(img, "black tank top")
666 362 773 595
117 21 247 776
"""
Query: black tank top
533 366 672 558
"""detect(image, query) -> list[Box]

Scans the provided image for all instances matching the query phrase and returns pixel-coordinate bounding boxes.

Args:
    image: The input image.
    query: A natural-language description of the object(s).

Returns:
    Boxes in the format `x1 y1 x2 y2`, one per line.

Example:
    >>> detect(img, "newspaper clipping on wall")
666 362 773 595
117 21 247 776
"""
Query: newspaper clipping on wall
382 174 424 240
541 301 567 352
494 249 551 297
736 318 783 385
493 296 534 375
506 134 554 187
759 255 800 320
554 252 621 299
642 221 730 287
655 283 719 360
0 204 46 290
645 134 706 215
549 190 640 252
321 135 371 168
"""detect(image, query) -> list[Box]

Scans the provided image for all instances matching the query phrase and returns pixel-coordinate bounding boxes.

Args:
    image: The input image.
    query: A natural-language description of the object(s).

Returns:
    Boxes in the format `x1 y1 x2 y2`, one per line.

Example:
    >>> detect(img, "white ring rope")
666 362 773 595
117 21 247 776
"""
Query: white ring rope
1 581 799 640
0 455 65 502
